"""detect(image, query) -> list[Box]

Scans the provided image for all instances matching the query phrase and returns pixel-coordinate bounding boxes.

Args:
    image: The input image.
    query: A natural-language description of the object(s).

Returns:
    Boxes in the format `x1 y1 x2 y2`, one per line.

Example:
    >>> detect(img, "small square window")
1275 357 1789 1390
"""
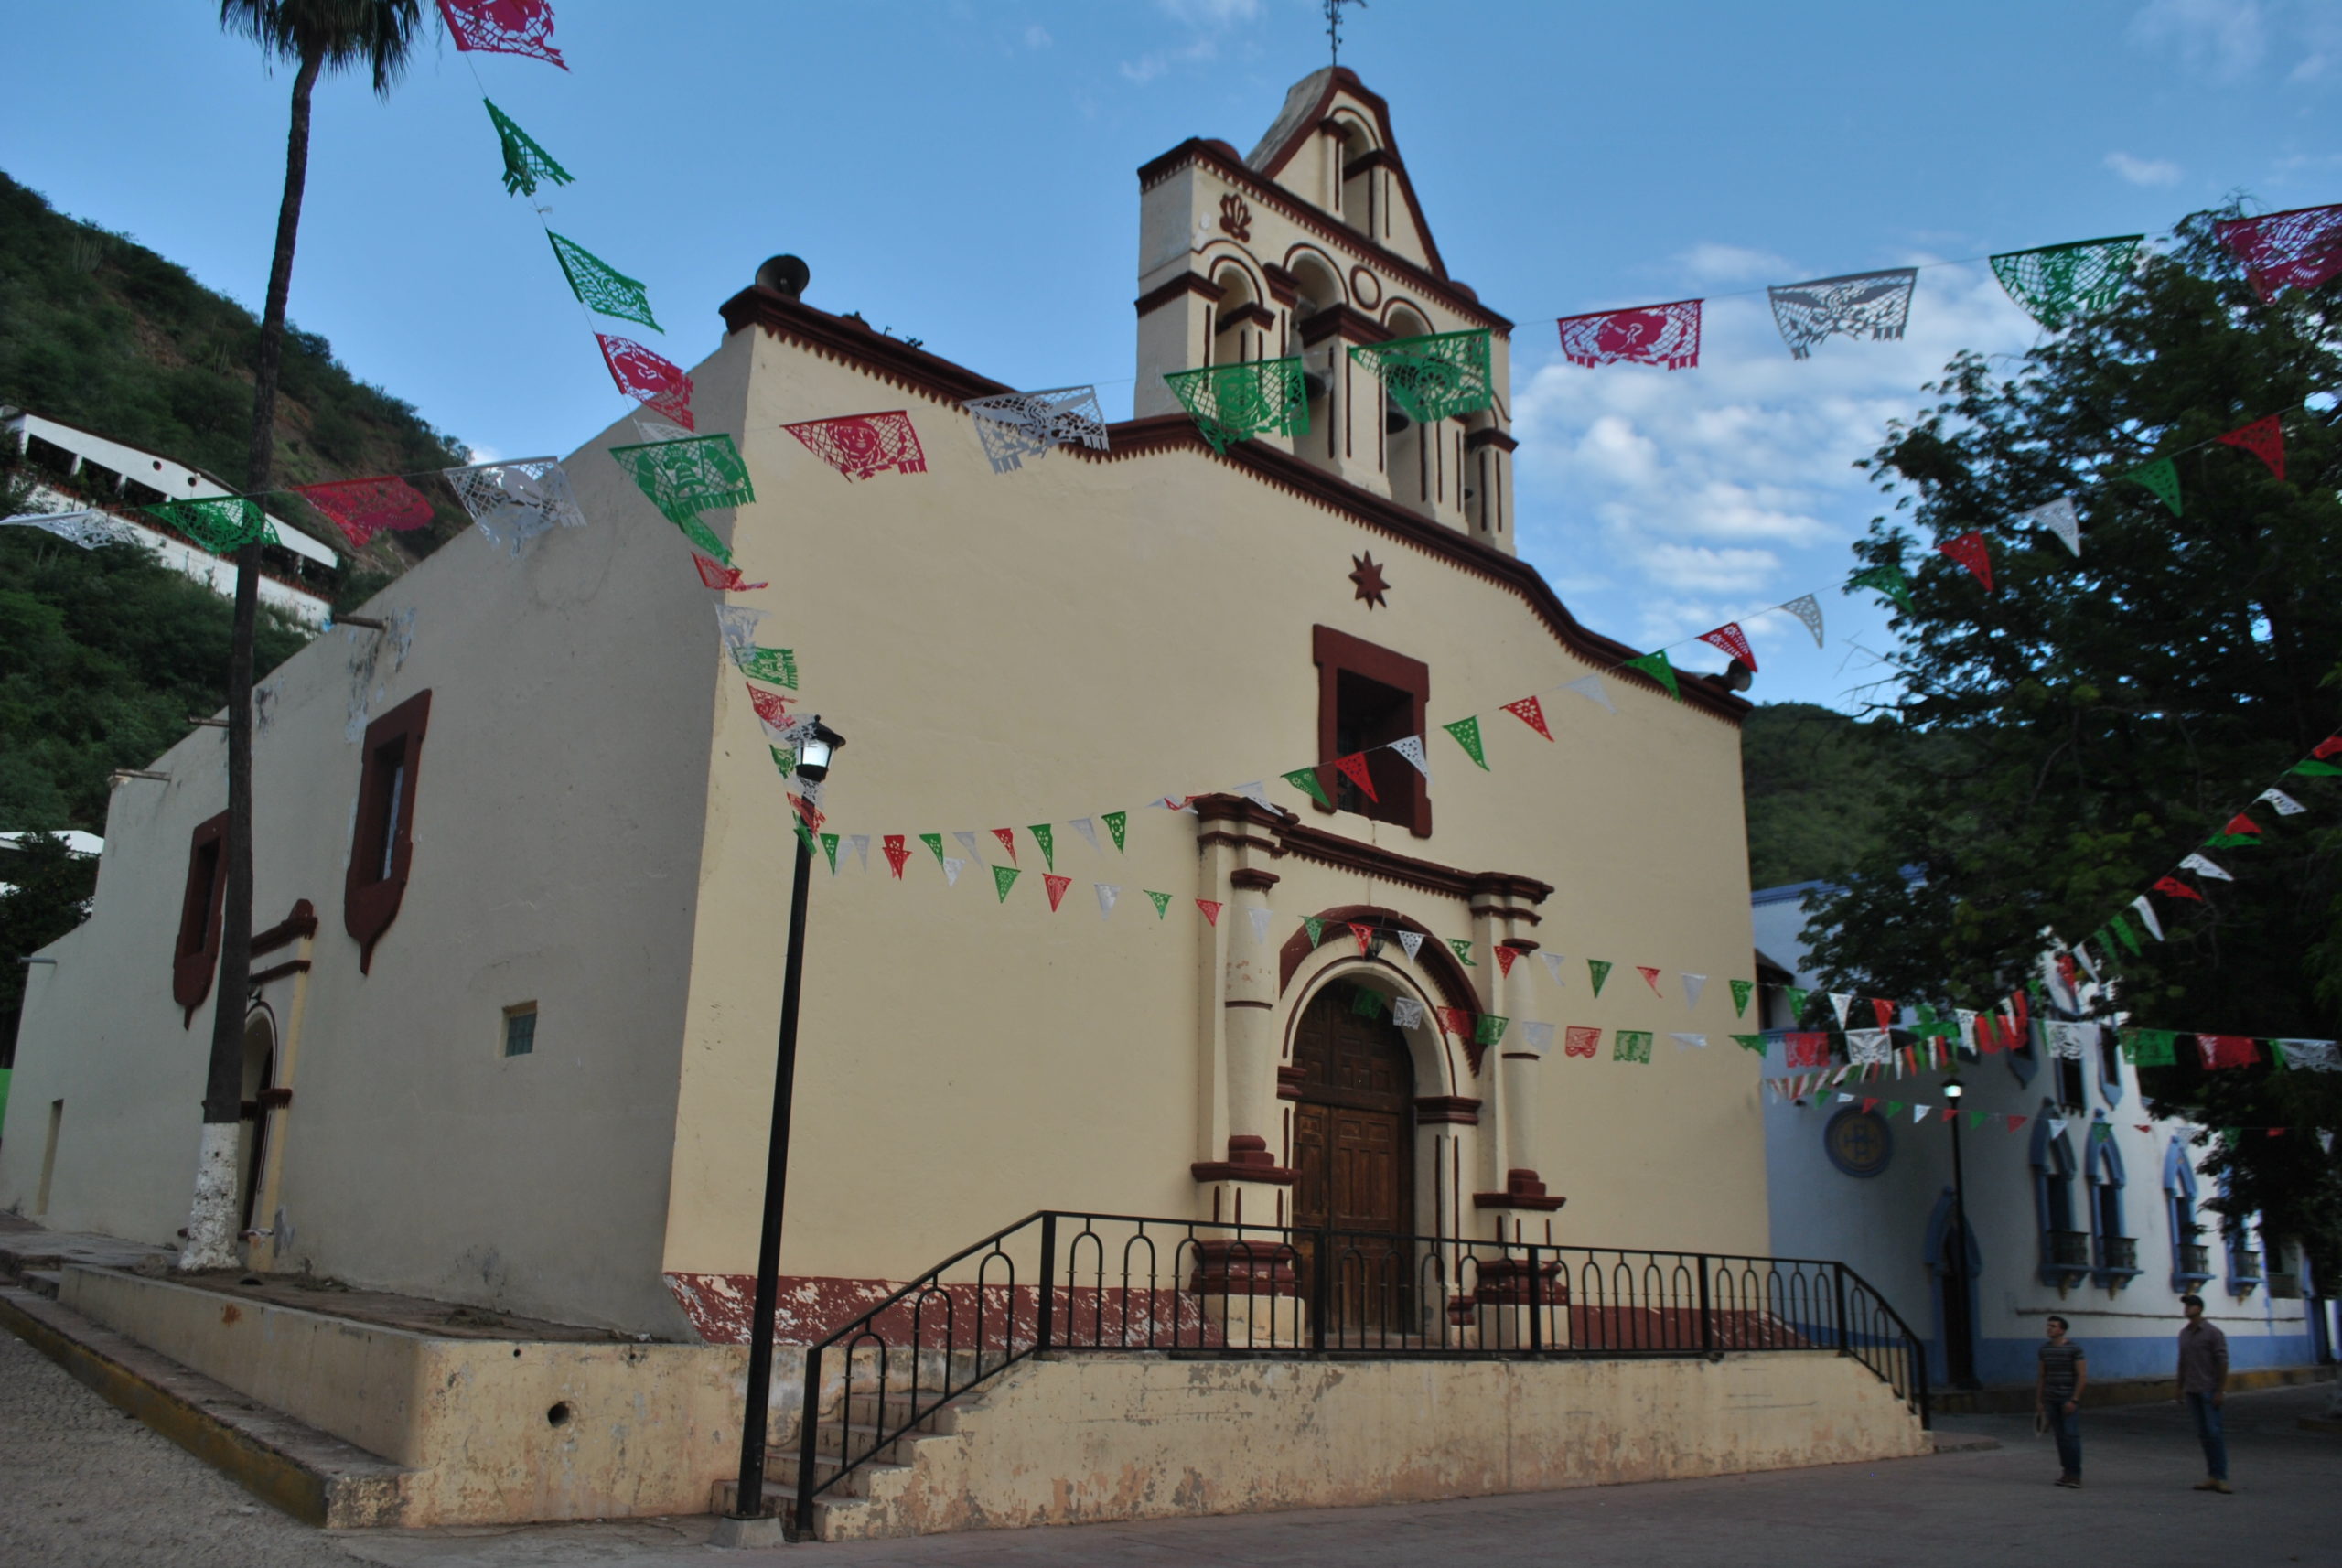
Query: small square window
502 1004 537 1058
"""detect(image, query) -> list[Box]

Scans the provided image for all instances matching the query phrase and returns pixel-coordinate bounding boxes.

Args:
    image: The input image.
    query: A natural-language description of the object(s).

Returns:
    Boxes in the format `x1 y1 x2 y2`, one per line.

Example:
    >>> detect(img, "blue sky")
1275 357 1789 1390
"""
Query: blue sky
5 0 2337 707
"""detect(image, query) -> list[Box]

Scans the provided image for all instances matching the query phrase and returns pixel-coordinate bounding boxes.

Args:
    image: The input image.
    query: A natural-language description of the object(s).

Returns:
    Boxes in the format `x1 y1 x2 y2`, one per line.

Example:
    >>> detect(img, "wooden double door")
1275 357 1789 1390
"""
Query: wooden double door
1289 983 1416 1334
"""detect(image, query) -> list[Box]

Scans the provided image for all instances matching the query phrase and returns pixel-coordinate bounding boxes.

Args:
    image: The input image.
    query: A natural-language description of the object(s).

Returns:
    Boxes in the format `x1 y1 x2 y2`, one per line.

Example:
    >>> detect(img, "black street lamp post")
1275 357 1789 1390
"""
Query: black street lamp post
725 718 843 1538
1942 1074 1981 1389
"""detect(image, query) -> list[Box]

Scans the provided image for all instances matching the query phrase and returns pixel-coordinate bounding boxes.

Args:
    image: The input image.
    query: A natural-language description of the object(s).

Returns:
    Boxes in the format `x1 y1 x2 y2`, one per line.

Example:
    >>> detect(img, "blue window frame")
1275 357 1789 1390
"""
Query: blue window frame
2086 1122 2136 1287
2095 1026 2124 1108
2163 1140 2213 1292
2223 1191 2264 1298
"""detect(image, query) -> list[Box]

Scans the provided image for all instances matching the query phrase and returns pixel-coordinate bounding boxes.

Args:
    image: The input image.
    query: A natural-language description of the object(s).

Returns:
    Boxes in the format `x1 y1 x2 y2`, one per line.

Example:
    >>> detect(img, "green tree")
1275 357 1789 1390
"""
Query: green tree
1805 209 2342 1274
184 0 423 1273
1 833 100 1021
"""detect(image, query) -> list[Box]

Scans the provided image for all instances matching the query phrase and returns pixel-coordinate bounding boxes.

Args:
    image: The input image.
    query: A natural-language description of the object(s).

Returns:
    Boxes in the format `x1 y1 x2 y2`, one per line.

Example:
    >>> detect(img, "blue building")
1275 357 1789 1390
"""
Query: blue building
1753 879 2333 1390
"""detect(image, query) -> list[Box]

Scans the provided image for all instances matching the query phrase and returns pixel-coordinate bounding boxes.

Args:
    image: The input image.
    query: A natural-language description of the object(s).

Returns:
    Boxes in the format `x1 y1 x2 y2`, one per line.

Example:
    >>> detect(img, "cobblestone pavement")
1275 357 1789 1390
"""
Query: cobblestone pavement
3 1325 2334 1568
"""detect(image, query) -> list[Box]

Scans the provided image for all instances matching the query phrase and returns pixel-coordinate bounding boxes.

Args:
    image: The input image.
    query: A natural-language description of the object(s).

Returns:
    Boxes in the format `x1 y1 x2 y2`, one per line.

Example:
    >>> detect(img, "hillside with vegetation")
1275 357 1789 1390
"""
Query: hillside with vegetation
1740 702 1907 891
0 168 471 576
0 168 478 849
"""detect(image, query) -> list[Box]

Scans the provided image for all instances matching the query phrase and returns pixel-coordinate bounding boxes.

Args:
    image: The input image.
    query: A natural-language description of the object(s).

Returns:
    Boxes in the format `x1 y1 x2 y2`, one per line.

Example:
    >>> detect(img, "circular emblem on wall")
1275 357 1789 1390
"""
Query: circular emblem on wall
1823 1108 1892 1178
1349 267 1381 310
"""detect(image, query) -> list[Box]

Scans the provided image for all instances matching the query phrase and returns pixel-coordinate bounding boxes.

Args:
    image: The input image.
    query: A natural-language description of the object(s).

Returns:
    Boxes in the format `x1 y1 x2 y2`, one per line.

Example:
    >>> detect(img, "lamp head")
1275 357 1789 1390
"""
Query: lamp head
794 718 844 784
1943 1075 1964 1101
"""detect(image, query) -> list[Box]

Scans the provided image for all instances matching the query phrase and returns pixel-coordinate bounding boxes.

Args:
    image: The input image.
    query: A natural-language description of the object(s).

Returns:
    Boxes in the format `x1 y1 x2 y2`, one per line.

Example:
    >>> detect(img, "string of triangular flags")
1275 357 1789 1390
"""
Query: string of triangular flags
1555 205 2339 371
1770 1079 2335 1148
2042 731 2342 994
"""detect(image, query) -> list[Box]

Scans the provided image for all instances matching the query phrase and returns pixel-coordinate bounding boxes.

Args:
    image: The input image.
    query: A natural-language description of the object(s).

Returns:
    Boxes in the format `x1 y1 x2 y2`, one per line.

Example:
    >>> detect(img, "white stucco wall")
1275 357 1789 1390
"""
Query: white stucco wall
0 345 749 1336
1752 880 2317 1385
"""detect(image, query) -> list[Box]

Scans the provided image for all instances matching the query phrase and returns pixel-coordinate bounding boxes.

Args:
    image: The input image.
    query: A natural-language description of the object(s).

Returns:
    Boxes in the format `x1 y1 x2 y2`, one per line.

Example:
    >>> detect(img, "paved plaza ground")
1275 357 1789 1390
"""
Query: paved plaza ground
3 1327 2334 1567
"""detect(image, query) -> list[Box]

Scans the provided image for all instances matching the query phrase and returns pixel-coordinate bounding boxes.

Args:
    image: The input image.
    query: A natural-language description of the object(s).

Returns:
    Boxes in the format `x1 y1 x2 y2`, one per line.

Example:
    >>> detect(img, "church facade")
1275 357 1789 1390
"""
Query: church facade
2 71 1770 1350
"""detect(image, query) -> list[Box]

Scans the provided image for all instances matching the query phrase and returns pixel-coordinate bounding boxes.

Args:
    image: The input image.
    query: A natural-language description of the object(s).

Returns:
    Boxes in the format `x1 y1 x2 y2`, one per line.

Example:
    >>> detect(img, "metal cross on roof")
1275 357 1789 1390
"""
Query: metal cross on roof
1325 0 1367 65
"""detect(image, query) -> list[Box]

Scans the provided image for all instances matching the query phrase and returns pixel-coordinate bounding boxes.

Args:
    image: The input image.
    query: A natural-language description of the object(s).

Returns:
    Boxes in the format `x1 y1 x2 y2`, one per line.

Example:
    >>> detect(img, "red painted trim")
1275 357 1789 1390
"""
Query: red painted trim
1275 902 1484 1071
1298 305 1392 348
1473 1168 1567 1211
344 690 431 975
172 811 229 1027
1134 271 1225 317
1237 69 1466 293
718 294 1746 725
250 898 317 958
1466 427 1520 454
1413 1095 1481 1125
1313 625 1433 837
1135 134 1506 333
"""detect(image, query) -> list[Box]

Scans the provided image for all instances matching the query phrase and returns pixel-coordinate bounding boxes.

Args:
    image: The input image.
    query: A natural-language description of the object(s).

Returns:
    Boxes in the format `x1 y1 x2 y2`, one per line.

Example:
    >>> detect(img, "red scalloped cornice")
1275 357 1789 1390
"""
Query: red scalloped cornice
1136 137 1511 336
719 291 1747 726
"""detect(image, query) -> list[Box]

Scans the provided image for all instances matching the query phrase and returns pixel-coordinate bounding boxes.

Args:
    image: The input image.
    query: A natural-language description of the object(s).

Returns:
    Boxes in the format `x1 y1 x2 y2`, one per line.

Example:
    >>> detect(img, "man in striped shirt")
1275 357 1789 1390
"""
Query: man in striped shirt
2036 1315 2087 1487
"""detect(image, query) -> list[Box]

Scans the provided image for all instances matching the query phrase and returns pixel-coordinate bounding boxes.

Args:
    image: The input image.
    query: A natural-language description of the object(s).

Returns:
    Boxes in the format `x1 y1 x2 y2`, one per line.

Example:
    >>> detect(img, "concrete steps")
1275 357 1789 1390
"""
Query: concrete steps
708 1390 973 1539
0 1284 412 1527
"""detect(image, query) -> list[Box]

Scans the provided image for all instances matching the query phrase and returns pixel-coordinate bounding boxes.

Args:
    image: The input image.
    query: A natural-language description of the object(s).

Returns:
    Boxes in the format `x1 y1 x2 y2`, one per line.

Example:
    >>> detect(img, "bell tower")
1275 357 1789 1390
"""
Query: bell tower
1132 69 1518 555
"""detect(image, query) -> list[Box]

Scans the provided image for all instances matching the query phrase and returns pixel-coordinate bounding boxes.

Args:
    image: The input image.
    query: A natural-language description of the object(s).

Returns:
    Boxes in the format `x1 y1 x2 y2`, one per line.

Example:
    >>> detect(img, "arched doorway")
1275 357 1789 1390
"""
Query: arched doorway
1289 980 1416 1337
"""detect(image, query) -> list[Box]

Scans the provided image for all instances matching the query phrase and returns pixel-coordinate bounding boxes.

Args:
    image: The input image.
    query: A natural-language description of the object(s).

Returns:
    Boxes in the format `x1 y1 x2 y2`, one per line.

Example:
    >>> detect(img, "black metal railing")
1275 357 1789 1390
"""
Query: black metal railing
787 1211 1929 1535
2095 1236 2138 1273
2046 1230 2092 1270
2176 1242 2212 1280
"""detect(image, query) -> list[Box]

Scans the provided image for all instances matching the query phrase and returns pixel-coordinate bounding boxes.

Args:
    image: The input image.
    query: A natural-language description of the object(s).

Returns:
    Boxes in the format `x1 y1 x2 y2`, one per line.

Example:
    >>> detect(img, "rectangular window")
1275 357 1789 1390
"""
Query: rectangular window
179 837 221 954
502 1004 537 1058
345 690 431 973
1312 626 1431 837
364 738 409 886
2055 1055 2086 1111
172 811 229 1025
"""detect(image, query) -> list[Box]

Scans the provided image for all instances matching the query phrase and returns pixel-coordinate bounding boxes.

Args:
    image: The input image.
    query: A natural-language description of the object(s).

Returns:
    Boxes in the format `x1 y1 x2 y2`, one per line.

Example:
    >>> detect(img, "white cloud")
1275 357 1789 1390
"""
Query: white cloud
1511 253 2039 689
1025 24 1052 48
2129 0 2268 80
1675 242 1794 285
1122 0 1261 84
1158 0 1260 21
2104 151 2184 187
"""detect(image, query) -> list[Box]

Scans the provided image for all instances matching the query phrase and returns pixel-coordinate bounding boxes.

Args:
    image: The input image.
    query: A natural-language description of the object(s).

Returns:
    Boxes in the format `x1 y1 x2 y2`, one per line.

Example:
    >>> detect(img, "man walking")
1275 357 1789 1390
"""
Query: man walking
2036 1314 2087 1487
2175 1294 2229 1492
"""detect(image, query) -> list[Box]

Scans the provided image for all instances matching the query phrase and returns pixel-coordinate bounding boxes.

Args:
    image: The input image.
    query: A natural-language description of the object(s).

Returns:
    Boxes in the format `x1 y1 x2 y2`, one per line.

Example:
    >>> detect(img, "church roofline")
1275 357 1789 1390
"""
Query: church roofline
717 288 1742 726
1240 66 1455 284
1135 135 1511 335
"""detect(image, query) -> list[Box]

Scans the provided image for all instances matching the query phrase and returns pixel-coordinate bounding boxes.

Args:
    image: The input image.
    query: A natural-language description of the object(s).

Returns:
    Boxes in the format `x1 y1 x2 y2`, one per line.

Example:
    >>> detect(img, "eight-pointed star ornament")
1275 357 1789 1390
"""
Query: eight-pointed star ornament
1350 551 1390 609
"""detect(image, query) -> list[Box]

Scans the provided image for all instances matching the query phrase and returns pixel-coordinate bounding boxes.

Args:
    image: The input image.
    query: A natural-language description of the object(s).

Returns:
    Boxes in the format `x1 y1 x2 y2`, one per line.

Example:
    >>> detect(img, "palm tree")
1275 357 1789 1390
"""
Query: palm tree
182 0 424 1272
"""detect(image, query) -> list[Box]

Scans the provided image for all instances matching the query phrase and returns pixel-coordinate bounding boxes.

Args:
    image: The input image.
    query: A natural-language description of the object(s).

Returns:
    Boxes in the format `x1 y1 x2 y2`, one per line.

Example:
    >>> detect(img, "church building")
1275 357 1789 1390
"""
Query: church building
1 71 1921 1533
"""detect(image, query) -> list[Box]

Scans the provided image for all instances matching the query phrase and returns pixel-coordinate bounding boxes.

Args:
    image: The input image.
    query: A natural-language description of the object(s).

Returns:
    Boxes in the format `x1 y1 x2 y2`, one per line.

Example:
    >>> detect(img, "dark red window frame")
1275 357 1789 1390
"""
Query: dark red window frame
345 689 432 973
172 810 229 1026
1311 625 1432 838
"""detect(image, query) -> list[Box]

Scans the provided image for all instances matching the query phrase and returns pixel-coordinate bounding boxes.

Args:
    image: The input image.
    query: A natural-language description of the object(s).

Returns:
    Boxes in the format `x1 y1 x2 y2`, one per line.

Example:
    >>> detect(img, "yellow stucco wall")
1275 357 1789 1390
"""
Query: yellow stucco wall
659 316 1766 1294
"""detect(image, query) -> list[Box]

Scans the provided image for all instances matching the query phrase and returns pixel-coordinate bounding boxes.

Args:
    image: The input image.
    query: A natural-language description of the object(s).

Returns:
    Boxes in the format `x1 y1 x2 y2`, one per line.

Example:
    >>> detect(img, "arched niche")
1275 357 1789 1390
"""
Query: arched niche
1380 305 1434 504
1209 258 1268 368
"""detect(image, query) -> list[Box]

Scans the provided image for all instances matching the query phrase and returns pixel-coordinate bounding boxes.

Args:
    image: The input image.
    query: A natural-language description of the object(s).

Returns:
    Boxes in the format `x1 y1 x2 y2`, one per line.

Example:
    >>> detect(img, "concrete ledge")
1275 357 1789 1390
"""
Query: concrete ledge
55 1264 764 1526
815 1348 1930 1541
1930 1364 2336 1416
0 1286 410 1528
